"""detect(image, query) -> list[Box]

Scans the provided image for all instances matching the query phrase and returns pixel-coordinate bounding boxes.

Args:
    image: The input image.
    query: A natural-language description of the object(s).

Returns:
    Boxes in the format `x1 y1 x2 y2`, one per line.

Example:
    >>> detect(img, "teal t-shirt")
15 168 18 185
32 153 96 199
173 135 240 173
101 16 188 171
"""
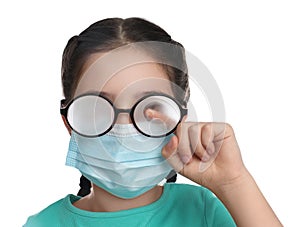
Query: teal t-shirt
24 183 236 227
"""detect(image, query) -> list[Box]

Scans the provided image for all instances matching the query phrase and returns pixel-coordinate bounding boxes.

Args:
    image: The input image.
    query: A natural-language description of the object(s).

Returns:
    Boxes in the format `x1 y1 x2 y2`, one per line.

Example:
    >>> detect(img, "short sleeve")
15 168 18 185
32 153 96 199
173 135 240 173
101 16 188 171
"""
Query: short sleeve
203 188 236 227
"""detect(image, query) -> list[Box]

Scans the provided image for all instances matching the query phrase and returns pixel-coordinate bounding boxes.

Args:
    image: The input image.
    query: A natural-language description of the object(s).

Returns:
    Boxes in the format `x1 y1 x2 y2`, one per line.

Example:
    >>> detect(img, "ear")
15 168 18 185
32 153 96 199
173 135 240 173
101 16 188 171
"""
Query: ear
61 115 72 135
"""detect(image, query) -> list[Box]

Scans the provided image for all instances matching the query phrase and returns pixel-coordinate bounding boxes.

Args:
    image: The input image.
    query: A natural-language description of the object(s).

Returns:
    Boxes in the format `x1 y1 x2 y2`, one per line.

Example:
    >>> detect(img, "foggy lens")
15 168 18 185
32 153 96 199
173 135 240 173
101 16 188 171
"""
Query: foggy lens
67 95 114 136
134 95 181 137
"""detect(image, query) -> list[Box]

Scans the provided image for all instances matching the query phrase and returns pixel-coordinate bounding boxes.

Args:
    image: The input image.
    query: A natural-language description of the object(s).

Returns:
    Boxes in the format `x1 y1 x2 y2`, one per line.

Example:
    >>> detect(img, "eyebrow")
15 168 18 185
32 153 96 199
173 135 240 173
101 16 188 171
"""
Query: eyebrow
99 91 113 98
83 90 172 100
82 90 114 100
134 90 172 99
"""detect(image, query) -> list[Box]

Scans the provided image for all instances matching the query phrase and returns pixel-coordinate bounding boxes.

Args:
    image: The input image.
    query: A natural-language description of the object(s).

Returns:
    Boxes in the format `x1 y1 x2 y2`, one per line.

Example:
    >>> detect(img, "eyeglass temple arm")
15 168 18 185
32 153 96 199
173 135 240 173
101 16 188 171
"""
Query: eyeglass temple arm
60 99 67 115
182 108 188 116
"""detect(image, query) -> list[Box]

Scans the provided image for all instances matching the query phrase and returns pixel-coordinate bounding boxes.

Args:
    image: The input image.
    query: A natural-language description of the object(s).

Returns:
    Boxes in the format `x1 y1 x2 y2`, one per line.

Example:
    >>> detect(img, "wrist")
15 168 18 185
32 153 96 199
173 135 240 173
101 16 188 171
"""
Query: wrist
212 168 283 226
213 167 252 198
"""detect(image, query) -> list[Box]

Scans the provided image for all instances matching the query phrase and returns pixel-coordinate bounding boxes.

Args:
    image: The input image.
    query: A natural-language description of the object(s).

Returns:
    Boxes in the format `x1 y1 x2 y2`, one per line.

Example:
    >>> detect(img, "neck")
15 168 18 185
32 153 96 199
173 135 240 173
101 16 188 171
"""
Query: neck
73 184 163 212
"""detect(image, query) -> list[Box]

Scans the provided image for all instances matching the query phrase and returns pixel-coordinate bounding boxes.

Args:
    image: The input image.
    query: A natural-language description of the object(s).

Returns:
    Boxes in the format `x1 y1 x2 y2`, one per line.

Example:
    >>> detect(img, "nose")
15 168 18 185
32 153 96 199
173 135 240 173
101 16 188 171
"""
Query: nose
115 109 133 124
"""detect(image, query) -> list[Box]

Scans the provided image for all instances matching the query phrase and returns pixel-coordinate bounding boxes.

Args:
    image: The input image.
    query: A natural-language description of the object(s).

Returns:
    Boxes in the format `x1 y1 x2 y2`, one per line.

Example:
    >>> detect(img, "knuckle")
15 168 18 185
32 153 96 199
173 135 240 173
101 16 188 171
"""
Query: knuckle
224 122 234 134
188 124 200 135
202 123 213 135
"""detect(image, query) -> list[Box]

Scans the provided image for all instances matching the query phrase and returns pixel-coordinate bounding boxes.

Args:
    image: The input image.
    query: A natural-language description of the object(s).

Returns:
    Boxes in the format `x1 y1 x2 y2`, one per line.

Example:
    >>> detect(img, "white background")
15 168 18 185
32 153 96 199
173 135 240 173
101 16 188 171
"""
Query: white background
1 0 299 226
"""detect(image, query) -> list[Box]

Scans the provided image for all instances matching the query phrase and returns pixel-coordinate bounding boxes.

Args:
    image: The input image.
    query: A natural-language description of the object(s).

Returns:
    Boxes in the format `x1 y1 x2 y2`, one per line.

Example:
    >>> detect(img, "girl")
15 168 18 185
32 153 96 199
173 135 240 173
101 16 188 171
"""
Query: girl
24 17 282 226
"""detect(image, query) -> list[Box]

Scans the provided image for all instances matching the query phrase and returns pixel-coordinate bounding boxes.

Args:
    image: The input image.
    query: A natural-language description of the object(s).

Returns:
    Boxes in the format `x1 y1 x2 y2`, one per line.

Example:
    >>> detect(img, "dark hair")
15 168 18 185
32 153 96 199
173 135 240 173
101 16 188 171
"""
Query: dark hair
61 17 190 197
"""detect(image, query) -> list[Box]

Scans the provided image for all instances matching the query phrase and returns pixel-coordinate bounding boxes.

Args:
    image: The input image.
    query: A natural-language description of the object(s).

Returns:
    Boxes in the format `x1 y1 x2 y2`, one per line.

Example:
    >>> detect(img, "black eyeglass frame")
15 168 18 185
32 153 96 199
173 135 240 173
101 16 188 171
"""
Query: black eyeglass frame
60 92 188 138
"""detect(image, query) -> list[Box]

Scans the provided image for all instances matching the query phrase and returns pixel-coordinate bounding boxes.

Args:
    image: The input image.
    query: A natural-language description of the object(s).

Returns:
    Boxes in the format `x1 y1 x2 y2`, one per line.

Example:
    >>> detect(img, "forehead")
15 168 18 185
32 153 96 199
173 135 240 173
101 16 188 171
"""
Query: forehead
74 48 173 98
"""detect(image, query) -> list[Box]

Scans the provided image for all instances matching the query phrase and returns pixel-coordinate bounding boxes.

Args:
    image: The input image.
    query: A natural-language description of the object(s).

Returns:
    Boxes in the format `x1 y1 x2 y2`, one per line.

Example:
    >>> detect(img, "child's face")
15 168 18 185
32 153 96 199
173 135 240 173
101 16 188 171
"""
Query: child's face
74 51 174 124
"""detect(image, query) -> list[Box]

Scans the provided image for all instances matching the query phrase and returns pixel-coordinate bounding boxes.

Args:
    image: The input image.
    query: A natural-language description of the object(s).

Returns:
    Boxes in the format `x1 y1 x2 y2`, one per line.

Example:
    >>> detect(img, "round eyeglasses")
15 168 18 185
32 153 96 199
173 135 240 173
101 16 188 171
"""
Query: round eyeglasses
60 93 188 138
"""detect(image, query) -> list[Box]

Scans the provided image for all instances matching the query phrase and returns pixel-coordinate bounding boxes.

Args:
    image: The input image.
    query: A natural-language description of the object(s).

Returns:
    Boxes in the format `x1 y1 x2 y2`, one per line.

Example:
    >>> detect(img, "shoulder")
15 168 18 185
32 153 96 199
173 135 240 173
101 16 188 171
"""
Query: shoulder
166 182 227 202
164 183 217 211
23 194 78 227
166 182 213 199
165 183 236 226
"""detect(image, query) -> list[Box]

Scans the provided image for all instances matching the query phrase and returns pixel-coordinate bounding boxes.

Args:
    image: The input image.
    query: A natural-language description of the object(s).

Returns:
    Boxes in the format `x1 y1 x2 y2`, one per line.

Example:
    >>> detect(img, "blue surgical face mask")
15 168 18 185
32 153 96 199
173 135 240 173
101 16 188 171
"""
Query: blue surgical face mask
66 124 173 199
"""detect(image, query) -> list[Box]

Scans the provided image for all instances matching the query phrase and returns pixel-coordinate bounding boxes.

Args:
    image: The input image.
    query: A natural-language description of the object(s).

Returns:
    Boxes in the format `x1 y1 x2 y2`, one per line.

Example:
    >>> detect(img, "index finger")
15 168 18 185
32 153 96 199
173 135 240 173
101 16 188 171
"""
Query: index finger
173 118 195 164
144 108 177 126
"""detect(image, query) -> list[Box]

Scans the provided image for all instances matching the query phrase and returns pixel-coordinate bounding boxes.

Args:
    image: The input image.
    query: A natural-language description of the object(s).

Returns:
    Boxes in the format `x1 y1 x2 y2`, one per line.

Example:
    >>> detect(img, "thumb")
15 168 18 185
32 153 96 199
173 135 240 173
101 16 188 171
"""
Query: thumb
161 135 184 172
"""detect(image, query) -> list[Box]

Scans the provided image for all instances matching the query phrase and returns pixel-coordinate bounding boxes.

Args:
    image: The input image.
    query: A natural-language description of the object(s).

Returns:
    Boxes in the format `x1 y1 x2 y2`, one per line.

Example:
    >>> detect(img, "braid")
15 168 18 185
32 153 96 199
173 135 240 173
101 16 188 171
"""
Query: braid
166 170 177 183
77 175 91 197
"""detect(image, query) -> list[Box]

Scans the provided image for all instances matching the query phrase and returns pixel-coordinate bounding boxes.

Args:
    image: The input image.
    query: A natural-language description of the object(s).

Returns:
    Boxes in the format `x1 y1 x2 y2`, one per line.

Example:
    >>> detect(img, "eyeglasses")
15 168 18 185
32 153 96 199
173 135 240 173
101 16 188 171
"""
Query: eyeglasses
60 93 187 138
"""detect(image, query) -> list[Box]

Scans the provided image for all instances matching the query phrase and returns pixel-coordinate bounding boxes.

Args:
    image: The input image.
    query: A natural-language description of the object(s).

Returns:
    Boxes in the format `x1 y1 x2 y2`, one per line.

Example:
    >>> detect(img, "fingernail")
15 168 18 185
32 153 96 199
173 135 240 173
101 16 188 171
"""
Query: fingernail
181 155 191 164
207 145 215 155
201 154 209 162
